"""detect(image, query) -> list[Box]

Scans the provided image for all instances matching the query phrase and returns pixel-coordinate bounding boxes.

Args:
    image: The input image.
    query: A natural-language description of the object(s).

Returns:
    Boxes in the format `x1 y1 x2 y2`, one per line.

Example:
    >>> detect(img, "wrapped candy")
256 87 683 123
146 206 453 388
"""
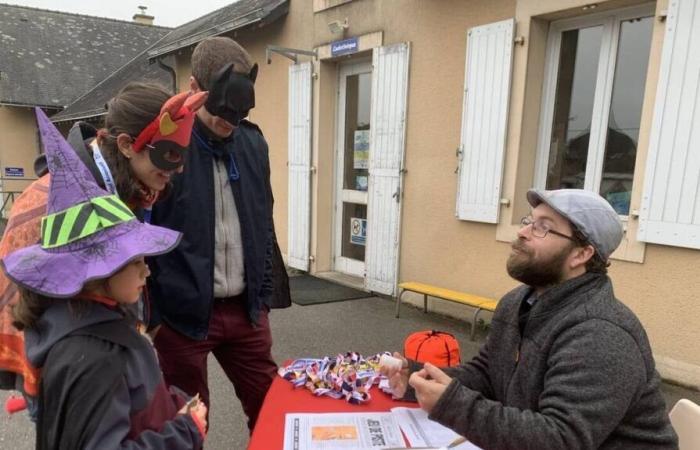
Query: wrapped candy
279 352 390 404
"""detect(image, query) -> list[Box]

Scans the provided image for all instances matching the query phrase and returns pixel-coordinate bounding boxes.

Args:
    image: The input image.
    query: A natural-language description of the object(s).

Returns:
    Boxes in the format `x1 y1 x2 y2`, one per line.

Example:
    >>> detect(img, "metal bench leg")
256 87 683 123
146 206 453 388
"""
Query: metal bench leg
395 289 406 318
471 308 483 341
424 294 428 313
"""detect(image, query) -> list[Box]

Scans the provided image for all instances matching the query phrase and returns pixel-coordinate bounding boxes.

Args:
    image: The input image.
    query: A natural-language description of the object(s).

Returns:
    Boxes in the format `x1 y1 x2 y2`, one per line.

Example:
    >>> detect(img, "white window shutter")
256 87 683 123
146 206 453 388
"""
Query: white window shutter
456 19 515 223
365 43 410 296
287 62 313 270
638 0 700 249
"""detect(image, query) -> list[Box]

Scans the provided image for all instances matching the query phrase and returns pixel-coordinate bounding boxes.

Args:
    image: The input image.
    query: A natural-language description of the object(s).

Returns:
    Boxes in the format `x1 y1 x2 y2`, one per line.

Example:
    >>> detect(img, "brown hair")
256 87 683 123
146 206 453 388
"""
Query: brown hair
191 37 253 90
571 226 610 274
98 82 171 203
12 279 132 331
12 287 91 331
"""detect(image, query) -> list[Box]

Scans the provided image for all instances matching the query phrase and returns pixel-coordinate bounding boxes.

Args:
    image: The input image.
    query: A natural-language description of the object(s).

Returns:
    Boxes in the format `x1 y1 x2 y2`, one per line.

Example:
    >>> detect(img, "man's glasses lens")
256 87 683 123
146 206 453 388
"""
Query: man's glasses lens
521 217 548 238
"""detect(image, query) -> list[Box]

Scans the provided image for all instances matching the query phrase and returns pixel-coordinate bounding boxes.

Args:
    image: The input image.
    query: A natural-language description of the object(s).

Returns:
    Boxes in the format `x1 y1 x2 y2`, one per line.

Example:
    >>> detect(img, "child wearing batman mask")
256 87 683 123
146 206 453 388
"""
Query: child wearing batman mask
146 37 289 431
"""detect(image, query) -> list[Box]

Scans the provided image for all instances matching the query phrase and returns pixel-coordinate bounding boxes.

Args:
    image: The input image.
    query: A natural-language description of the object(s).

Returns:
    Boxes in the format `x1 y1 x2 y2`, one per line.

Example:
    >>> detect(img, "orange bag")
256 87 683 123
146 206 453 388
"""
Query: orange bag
404 330 461 367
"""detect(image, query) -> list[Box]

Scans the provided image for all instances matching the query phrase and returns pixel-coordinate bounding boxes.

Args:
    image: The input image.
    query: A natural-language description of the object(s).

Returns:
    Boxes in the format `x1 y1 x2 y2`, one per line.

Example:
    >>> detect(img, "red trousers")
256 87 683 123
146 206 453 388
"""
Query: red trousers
153 300 277 430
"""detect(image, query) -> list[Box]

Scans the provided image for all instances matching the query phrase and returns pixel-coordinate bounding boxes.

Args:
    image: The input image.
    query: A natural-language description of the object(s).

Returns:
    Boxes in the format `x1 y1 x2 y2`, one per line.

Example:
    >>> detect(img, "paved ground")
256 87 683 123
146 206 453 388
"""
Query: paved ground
1 295 699 449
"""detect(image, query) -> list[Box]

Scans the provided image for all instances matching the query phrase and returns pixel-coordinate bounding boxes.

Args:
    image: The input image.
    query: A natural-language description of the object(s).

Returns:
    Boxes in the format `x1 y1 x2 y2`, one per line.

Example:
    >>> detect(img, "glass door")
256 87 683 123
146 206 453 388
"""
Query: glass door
334 60 372 277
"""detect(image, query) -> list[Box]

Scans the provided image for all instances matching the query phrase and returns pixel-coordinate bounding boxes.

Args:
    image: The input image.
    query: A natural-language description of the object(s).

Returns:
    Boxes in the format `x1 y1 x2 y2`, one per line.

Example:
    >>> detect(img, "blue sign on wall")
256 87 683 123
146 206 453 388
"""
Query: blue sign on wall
4 167 24 177
331 37 359 57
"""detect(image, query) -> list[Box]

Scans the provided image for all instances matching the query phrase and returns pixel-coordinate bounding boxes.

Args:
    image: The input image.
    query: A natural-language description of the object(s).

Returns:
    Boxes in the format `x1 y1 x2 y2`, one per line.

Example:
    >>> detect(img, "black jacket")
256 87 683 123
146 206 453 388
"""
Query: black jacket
28 302 202 450
147 118 280 339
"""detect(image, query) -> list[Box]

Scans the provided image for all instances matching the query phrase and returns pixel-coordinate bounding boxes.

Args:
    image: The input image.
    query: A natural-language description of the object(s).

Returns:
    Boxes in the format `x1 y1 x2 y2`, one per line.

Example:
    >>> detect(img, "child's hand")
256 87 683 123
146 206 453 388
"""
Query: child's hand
189 401 208 430
178 394 208 435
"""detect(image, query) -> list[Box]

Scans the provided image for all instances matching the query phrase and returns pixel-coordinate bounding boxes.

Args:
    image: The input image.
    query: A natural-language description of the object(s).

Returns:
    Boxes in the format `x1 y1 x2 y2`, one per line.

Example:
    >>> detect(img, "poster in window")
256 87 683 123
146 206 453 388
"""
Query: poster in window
350 217 367 246
353 130 369 169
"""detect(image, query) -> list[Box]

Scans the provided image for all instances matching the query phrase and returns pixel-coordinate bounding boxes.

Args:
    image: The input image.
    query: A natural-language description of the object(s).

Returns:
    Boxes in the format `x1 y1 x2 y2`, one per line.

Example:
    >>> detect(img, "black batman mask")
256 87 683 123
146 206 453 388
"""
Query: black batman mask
202 62 257 126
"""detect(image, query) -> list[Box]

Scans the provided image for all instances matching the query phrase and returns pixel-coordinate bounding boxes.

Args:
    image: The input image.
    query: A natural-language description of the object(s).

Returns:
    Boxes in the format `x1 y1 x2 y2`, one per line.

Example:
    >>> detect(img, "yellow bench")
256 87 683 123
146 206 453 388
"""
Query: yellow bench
396 282 499 340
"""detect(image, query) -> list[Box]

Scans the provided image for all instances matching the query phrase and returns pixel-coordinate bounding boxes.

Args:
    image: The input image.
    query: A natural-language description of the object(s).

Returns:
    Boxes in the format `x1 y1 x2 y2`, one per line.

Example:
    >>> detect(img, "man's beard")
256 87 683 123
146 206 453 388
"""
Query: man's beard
506 239 572 288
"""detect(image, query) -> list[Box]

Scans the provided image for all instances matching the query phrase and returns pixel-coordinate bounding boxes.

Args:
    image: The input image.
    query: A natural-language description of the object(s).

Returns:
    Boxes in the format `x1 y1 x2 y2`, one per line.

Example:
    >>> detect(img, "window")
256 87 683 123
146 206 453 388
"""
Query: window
535 5 654 217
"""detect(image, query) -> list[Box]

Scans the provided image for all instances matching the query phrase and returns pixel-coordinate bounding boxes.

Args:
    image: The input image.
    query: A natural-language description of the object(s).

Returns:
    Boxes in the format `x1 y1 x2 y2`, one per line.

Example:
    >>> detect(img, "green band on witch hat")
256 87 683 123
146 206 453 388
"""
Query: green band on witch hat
41 194 135 249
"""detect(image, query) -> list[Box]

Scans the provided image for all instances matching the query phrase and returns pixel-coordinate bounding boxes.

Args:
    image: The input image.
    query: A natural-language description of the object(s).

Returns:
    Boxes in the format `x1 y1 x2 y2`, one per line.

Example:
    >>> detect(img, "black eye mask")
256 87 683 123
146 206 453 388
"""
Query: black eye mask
203 62 257 126
147 141 186 171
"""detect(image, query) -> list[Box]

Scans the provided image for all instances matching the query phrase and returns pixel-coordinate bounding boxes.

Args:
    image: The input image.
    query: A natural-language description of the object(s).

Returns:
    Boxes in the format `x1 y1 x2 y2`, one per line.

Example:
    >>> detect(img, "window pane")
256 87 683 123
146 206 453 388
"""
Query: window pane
546 26 603 190
343 72 371 191
600 16 653 215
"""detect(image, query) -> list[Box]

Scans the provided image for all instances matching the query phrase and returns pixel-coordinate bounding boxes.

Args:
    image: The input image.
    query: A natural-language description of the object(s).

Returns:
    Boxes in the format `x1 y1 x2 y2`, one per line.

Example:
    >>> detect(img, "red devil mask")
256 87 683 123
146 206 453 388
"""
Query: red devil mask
132 91 208 170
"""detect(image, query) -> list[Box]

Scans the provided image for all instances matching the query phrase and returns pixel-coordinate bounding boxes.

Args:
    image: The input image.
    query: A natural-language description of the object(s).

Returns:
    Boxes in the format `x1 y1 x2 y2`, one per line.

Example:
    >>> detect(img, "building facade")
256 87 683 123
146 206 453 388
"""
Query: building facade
47 0 700 387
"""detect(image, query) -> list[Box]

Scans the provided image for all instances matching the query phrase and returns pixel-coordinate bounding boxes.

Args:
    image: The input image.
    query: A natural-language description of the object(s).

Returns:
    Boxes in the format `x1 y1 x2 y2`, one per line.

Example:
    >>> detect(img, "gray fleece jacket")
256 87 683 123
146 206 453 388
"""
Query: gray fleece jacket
407 273 678 450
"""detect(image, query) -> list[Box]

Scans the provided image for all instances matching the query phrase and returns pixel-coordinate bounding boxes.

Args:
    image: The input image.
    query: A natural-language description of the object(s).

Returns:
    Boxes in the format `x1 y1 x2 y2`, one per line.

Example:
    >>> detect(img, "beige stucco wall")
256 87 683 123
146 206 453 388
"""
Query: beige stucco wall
168 0 700 387
501 0 700 386
0 106 42 214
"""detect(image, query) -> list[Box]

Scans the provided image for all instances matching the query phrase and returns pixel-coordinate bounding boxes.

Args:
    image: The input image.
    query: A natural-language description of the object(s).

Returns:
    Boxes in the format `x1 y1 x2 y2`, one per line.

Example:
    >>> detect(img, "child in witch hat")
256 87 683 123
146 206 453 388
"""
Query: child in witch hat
1 109 207 450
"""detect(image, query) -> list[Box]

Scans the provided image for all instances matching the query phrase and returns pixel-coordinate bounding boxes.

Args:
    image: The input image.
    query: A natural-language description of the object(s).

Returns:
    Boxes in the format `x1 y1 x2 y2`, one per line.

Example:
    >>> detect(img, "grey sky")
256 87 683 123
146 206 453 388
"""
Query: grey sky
6 0 238 27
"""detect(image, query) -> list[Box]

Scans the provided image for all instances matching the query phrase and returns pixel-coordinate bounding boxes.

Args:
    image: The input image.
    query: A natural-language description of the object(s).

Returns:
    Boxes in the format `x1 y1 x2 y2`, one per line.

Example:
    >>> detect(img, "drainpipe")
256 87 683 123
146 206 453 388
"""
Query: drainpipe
155 57 177 94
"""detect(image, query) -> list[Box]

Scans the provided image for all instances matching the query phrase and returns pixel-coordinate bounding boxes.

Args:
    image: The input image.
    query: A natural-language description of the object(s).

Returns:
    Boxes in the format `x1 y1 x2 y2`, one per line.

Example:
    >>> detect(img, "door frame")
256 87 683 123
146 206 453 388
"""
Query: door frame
333 59 372 277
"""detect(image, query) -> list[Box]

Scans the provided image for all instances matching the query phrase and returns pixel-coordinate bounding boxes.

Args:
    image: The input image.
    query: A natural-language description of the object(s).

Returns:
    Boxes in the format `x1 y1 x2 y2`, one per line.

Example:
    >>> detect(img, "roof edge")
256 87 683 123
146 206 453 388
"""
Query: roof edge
0 101 63 110
147 1 288 60
51 110 106 123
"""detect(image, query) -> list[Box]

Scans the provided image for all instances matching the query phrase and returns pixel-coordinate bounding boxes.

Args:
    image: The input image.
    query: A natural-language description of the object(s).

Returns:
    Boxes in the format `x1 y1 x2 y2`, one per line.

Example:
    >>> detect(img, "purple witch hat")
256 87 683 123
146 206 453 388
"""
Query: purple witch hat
0 108 181 298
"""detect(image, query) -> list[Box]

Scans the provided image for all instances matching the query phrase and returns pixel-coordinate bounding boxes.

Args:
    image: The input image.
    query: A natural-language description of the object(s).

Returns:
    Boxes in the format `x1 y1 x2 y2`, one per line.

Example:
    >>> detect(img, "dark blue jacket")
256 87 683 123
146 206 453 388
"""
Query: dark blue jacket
147 118 274 340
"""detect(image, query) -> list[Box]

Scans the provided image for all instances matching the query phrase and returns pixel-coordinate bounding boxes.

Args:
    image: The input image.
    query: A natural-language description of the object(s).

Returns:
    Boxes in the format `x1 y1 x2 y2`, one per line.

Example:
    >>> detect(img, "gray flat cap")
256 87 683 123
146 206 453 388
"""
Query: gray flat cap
526 189 623 260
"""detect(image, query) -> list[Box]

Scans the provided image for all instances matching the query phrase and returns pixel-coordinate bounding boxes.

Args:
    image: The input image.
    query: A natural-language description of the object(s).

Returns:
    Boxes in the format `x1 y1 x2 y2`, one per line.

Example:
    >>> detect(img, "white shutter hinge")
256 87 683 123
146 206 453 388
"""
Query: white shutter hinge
310 166 317 174
392 186 401 203
513 36 525 46
499 198 511 207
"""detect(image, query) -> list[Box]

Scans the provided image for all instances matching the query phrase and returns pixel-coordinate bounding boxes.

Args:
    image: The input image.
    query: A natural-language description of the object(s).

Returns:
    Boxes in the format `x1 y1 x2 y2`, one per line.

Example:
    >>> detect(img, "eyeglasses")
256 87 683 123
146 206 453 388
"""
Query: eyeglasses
520 216 576 242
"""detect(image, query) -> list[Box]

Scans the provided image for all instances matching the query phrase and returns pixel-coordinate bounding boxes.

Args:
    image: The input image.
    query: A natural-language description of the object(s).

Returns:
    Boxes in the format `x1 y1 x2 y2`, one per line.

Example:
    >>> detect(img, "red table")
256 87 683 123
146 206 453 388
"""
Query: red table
248 371 417 449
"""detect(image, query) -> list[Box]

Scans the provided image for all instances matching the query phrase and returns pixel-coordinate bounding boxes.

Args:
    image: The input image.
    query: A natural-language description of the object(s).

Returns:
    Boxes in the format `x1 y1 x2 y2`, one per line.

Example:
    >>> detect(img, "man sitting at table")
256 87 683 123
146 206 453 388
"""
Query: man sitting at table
382 189 678 449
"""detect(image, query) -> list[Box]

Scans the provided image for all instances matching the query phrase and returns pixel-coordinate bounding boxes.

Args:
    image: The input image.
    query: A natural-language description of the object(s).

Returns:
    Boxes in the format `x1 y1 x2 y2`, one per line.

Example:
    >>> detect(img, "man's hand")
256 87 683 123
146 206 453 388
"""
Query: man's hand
408 362 452 413
379 352 409 398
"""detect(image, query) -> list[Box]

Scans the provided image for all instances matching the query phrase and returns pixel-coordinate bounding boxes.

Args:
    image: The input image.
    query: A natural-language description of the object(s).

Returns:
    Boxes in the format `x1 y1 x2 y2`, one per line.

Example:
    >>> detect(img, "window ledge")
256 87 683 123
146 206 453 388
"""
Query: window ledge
314 0 353 13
